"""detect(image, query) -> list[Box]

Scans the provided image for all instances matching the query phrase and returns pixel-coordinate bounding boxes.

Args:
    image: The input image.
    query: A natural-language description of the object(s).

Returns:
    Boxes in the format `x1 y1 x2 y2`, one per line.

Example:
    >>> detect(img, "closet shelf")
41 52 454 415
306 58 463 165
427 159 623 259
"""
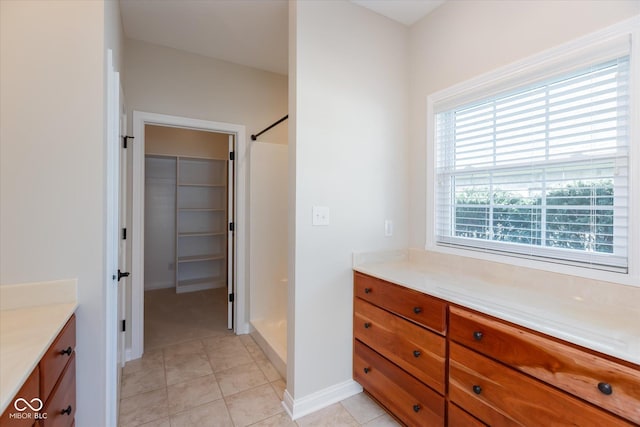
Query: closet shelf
178 208 225 212
178 254 225 263
178 231 226 237
177 183 226 188
177 276 224 288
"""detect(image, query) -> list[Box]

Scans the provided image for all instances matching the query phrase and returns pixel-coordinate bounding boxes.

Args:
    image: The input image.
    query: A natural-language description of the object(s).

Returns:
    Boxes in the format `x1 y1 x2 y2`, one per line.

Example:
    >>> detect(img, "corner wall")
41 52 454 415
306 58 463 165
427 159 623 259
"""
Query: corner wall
287 0 409 411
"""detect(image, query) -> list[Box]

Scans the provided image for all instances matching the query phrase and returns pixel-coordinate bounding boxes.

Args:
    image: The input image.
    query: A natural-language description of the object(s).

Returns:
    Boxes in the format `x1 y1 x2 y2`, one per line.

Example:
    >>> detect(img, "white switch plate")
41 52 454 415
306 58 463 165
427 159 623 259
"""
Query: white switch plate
312 206 330 226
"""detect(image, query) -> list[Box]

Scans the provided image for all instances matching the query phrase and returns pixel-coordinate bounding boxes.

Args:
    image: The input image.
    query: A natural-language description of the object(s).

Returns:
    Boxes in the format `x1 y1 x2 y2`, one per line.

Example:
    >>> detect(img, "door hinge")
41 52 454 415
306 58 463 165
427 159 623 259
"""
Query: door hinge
229 151 235 161
123 135 134 148
122 228 127 240
121 319 126 332
229 293 234 302
229 222 235 232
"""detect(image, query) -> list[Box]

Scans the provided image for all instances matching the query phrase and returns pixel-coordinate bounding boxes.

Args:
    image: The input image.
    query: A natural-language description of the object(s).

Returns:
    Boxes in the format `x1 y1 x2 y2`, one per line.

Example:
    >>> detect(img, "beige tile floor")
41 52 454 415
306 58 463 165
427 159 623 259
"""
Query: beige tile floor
120 288 400 427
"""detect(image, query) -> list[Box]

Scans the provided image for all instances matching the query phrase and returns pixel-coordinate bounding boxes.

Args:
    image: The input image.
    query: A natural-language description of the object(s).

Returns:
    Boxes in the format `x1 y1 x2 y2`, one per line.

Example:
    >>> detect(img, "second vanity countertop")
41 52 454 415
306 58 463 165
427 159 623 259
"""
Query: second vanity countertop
0 280 77 415
353 249 640 366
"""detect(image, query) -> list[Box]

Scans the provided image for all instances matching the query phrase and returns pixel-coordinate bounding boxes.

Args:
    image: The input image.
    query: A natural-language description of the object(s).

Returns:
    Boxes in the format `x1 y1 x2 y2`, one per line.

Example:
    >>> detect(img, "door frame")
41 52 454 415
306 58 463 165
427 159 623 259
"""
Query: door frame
130 111 248 360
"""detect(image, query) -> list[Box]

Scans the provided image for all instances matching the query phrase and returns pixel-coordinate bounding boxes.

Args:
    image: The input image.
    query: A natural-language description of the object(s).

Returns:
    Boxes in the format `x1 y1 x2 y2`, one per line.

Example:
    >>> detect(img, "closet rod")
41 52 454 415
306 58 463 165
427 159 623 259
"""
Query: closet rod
251 115 288 141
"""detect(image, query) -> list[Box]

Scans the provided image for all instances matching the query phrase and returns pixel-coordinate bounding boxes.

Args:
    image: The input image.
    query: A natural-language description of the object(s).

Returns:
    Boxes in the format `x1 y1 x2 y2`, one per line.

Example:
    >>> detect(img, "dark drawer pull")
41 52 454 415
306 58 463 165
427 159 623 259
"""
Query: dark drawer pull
472 385 482 395
364 322 371 329
413 307 422 314
413 404 421 413
364 367 370 374
61 405 72 416
364 288 372 294
598 382 613 395
473 331 484 341
413 350 421 358
60 346 73 356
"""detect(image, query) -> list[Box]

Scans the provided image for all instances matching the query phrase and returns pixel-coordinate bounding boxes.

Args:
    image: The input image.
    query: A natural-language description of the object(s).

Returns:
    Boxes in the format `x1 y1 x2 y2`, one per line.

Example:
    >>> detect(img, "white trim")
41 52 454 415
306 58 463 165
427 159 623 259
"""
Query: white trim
105 49 120 427
130 111 248 360
426 15 640 286
282 380 363 420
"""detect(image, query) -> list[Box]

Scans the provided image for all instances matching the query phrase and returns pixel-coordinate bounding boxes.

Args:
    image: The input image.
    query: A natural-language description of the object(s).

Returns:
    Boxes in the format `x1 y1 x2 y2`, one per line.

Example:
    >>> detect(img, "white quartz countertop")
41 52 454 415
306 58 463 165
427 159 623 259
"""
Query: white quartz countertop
0 280 77 414
353 249 640 366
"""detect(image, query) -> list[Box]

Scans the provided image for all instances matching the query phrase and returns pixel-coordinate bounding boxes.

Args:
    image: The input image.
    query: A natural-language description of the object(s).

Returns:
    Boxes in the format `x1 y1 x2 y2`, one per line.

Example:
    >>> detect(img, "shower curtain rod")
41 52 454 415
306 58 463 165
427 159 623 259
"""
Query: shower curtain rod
251 115 288 141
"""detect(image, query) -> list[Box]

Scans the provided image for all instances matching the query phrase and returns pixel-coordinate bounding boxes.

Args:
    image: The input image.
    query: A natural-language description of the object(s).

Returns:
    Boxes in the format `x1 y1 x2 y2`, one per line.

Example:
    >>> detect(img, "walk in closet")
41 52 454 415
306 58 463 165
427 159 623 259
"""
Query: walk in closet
144 125 230 293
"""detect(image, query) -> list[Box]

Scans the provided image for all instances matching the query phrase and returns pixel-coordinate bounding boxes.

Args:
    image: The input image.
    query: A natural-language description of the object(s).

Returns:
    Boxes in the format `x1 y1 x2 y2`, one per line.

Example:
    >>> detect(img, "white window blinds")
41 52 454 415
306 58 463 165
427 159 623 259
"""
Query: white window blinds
434 53 630 272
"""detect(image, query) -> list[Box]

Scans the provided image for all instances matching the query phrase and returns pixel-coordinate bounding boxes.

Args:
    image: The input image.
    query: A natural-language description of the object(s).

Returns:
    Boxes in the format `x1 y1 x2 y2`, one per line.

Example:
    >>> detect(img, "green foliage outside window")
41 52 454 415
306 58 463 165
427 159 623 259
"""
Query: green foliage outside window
455 180 614 253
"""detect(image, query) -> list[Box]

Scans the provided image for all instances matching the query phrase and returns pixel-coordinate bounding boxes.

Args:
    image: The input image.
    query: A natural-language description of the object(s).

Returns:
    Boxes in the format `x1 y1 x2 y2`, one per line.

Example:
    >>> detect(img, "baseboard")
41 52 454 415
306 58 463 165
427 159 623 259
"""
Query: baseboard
143 281 174 291
281 379 363 420
125 348 133 363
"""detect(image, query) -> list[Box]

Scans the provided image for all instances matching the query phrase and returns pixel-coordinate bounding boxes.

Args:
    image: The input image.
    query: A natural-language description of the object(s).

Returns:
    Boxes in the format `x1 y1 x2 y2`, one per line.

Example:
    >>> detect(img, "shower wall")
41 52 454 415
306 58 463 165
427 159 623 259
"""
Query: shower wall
249 142 288 374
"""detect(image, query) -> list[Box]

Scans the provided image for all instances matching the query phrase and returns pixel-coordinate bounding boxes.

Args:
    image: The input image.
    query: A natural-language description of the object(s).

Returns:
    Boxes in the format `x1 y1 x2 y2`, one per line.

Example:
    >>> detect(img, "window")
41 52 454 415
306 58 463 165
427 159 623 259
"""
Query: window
430 32 635 274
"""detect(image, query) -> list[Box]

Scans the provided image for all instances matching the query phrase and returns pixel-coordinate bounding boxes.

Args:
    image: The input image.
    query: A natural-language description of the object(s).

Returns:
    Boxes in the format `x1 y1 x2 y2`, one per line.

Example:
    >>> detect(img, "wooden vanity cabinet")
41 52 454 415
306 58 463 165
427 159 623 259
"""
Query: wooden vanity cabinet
0 367 40 427
353 272 447 426
449 306 639 426
0 315 76 427
39 314 76 427
353 271 640 426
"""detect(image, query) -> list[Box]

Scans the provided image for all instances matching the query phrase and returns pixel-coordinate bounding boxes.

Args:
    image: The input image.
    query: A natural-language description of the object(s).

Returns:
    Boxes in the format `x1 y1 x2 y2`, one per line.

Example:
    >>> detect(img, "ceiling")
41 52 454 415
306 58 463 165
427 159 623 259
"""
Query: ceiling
119 0 445 76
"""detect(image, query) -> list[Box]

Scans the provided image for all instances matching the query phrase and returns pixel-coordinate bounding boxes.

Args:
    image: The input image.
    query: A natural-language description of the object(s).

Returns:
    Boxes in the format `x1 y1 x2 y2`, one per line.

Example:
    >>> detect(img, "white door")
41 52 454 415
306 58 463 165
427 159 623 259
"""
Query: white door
118 89 128 374
105 49 123 426
227 135 235 329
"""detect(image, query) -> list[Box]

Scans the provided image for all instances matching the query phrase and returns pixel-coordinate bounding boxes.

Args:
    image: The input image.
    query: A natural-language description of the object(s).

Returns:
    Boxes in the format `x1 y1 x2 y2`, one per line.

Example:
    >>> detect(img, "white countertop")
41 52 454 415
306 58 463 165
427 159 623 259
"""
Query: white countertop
353 249 640 366
0 280 77 414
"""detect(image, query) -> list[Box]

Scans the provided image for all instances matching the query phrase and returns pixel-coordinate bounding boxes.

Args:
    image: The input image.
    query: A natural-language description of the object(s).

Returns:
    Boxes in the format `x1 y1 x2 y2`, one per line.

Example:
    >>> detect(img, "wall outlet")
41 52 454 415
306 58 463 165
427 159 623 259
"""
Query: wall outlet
384 220 393 237
312 206 330 226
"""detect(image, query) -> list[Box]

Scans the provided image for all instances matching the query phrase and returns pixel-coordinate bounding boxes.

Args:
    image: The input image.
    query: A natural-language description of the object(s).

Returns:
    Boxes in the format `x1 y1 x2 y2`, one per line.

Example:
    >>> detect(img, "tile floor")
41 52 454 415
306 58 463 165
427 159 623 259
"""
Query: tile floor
120 288 399 426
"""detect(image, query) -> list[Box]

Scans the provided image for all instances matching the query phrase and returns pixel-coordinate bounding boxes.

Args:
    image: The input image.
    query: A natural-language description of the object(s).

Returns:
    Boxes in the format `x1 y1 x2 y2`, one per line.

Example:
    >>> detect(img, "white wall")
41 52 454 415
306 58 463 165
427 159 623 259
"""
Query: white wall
408 0 640 248
0 0 123 425
250 143 288 324
288 0 409 403
124 39 288 145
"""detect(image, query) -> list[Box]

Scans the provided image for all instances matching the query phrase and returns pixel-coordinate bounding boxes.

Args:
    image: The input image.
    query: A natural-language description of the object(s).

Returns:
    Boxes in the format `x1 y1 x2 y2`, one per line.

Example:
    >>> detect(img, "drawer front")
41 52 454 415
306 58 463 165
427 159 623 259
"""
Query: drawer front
354 341 444 427
449 343 633 427
448 402 487 427
449 307 640 423
354 272 446 334
41 354 75 427
40 315 76 404
354 298 446 393
0 366 40 427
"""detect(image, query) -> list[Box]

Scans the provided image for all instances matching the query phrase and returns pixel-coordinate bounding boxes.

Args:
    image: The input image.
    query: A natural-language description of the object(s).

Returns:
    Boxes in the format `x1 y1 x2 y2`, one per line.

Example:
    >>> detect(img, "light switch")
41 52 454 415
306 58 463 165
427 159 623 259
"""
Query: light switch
312 206 330 226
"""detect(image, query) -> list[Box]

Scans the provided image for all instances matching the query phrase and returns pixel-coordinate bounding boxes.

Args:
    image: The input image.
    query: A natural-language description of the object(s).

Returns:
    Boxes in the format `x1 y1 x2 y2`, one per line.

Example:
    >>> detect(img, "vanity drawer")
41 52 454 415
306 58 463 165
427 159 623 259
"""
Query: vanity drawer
40 315 75 404
354 340 444 427
449 343 633 427
447 402 486 427
0 366 40 427
354 272 446 334
354 298 446 393
41 354 75 427
449 306 640 423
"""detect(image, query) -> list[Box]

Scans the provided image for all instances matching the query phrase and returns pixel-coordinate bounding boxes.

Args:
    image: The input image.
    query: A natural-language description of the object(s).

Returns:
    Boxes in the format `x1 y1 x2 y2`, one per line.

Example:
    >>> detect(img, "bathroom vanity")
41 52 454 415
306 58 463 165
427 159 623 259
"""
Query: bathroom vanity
353 250 640 426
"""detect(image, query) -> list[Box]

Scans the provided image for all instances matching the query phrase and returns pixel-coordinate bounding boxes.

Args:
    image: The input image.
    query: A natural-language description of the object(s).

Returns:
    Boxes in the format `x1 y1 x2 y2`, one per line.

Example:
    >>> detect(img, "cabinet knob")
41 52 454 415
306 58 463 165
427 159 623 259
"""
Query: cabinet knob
472 385 482 395
598 382 613 395
413 350 421 358
473 331 484 341
364 288 372 294
364 322 371 329
413 307 422 314
61 405 72 416
364 367 370 374
413 404 421 413
60 346 73 356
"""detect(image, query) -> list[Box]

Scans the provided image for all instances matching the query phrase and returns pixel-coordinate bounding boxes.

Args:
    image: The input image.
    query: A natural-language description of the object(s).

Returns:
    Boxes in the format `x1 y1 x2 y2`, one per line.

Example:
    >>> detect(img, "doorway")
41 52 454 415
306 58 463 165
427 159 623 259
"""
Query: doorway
129 111 248 360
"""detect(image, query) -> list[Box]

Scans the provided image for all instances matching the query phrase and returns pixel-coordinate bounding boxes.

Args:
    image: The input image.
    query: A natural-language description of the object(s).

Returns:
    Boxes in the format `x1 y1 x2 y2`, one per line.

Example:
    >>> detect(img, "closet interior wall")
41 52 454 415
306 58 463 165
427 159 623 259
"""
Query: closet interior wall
144 125 229 293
